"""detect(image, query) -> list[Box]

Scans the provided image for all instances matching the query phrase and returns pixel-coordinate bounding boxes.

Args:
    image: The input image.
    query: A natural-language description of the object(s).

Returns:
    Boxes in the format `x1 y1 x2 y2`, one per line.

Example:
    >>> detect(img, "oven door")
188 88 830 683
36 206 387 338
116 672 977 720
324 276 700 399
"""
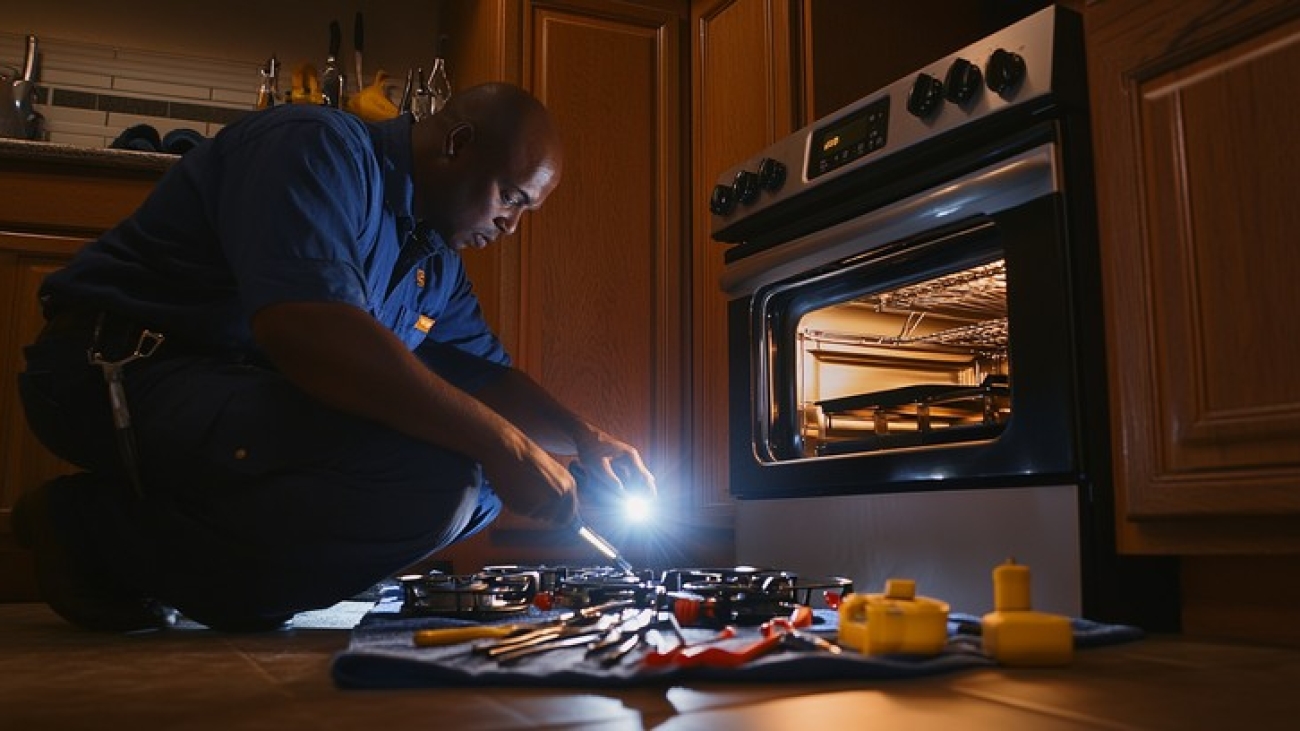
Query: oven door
726 141 1092 499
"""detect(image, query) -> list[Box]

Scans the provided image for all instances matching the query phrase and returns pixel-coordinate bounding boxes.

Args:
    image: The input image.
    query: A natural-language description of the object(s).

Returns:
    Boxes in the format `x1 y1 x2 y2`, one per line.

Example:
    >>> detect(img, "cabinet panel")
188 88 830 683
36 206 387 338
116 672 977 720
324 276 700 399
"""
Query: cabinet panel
522 5 676 464
0 244 81 507
436 0 692 570
690 0 799 513
1138 22 1300 482
0 235 85 601
0 150 165 601
1087 0 1300 553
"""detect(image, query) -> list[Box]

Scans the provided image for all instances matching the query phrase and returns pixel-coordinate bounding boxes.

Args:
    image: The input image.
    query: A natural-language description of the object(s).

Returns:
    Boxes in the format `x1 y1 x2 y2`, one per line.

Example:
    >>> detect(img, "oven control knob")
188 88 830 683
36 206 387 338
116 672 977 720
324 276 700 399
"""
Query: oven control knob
709 183 736 216
757 157 787 191
906 72 944 119
944 57 982 106
733 169 761 205
985 48 1026 98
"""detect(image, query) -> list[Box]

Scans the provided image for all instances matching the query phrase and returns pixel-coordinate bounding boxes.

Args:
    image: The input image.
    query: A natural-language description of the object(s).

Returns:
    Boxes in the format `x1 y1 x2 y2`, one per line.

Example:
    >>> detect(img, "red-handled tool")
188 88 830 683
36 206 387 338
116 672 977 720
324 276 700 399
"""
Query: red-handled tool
671 633 782 668
760 604 813 635
642 626 740 668
761 605 842 655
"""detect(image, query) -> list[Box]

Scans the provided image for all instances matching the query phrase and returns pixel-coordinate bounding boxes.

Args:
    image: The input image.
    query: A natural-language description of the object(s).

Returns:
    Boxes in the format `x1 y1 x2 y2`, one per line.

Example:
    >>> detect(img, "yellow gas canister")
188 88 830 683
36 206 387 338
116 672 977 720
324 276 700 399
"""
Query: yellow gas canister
837 578 949 656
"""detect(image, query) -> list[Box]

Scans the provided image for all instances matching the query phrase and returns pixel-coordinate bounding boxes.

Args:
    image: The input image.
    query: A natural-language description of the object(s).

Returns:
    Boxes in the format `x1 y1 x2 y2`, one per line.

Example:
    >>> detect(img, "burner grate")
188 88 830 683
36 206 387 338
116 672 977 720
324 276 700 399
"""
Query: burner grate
396 564 852 624
397 570 538 618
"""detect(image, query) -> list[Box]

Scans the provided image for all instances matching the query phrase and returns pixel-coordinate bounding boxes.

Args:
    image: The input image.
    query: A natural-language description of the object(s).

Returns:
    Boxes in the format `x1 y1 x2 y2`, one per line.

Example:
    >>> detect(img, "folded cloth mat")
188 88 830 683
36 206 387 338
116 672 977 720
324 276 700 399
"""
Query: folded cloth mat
330 587 1144 689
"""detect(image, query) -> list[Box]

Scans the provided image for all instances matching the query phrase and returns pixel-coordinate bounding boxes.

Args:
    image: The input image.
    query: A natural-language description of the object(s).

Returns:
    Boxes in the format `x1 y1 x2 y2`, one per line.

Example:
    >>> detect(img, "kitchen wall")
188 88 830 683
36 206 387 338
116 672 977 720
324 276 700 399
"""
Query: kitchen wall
1 0 444 147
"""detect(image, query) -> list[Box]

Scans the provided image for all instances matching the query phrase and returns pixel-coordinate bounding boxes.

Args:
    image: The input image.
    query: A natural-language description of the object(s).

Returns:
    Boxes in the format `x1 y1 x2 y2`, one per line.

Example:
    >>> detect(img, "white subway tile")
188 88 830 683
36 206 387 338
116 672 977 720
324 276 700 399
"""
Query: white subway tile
36 105 108 126
39 68 114 89
43 116 120 139
212 86 259 106
46 130 110 148
112 76 211 101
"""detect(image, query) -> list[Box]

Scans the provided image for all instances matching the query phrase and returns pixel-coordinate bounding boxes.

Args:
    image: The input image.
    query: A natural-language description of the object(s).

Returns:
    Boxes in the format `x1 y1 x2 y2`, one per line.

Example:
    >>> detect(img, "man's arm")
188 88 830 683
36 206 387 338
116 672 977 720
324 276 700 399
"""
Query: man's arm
472 368 657 497
250 300 577 525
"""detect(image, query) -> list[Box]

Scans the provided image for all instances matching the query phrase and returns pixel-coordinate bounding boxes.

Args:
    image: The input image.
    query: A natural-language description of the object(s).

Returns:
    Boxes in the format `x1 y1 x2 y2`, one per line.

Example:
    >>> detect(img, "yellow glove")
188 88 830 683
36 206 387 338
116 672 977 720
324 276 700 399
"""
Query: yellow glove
290 63 322 105
346 71 400 122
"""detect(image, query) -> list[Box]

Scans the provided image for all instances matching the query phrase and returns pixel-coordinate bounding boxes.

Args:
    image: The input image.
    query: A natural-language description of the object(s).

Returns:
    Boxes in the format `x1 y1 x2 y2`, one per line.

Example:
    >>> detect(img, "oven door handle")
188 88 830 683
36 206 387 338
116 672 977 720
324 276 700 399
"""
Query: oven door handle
720 143 1059 299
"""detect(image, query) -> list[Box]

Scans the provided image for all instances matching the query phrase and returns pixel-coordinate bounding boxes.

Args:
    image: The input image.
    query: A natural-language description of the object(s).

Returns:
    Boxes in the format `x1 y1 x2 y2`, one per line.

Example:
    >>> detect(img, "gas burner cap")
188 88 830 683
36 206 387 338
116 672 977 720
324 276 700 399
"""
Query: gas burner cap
397 570 537 618
482 564 659 611
659 566 854 626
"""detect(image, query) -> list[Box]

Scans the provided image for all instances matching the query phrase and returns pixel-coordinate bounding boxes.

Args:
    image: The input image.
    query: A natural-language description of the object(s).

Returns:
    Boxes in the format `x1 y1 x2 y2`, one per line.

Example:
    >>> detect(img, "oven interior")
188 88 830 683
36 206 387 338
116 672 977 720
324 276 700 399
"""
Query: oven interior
761 219 1012 462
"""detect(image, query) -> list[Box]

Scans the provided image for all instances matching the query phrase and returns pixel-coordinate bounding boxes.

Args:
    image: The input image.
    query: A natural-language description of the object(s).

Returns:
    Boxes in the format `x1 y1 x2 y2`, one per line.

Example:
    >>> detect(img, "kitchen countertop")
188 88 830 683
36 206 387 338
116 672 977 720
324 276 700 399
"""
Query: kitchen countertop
1 602 1297 730
0 137 177 173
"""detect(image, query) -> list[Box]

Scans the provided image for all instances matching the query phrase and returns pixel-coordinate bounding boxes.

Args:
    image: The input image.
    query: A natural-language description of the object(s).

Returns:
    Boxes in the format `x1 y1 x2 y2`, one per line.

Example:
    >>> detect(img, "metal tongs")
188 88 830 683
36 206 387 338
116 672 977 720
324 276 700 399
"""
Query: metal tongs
474 599 635 661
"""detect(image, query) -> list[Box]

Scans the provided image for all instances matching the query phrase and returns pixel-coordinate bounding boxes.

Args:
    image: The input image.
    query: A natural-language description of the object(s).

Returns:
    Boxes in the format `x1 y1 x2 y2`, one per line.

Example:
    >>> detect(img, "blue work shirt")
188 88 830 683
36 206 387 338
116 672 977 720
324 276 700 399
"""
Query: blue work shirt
41 105 509 378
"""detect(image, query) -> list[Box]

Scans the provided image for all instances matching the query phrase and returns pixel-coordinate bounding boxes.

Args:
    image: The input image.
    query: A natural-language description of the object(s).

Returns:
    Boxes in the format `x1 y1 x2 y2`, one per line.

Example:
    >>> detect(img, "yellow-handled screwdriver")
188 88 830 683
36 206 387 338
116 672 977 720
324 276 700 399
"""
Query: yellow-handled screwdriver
412 624 526 647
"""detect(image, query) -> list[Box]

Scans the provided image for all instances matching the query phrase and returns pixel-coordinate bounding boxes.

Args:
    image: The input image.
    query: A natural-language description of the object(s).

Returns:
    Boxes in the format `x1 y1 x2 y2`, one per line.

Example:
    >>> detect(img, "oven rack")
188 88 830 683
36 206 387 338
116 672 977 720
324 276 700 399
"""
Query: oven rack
800 316 1008 353
870 260 1007 320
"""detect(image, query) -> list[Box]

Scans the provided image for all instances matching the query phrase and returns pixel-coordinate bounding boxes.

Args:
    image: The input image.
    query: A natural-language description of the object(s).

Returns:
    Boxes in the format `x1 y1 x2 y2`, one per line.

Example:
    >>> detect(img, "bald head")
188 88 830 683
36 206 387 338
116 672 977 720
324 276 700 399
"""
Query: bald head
410 83 563 250
441 83 562 159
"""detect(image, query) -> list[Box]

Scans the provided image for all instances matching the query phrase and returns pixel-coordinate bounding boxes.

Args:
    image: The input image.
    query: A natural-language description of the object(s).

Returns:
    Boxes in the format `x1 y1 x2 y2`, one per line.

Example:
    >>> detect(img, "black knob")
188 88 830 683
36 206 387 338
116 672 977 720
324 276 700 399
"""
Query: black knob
757 157 787 191
709 183 736 216
985 48 1026 97
733 170 760 205
906 73 944 119
944 58 982 106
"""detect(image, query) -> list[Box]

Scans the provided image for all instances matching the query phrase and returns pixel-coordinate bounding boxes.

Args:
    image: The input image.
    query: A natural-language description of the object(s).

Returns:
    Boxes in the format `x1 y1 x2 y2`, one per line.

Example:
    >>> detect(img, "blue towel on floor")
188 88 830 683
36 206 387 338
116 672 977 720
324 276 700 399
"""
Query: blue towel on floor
330 587 1143 689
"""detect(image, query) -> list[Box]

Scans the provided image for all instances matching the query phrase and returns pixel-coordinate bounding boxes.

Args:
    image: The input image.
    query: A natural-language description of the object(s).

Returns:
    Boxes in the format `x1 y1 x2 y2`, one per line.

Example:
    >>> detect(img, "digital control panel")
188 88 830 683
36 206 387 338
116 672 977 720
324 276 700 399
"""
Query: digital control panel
807 97 889 181
709 5 1071 241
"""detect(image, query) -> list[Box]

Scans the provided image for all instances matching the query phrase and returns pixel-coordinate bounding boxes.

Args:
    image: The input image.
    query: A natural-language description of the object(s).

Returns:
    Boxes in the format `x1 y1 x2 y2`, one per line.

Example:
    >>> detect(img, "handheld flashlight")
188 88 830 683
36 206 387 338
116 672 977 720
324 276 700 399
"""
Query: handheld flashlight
569 461 655 526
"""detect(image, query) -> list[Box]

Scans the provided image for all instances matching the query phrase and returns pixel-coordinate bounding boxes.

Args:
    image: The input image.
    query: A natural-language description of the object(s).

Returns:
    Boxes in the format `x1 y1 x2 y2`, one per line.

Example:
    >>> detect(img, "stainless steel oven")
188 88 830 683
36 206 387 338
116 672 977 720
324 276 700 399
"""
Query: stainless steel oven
711 6 1176 627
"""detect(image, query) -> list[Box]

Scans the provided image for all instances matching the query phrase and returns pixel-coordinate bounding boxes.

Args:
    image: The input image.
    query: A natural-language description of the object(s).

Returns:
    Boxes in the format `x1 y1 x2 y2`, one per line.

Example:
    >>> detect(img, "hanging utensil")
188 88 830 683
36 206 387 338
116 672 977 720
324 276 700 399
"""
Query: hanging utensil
10 34 41 139
428 34 452 113
353 12 365 96
321 20 345 108
398 68 416 116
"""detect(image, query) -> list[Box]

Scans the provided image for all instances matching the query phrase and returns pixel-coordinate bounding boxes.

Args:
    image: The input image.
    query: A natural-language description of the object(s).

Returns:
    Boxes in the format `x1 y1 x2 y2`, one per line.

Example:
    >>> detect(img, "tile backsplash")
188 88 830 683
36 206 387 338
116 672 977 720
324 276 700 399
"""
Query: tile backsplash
1 32 264 149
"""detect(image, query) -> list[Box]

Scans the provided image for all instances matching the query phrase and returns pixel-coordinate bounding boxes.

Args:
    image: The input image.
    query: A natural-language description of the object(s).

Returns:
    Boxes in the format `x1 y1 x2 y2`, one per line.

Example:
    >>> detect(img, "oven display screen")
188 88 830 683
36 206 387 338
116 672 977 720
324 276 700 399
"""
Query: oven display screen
807 97 890 180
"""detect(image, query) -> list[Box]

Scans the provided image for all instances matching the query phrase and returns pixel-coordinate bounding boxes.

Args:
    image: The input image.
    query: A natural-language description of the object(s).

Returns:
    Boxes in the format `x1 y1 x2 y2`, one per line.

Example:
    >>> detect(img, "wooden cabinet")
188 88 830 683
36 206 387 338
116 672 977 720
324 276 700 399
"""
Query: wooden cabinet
435 0 703 570
688 0 800 520
1085 0 1300 555
0 146 169 600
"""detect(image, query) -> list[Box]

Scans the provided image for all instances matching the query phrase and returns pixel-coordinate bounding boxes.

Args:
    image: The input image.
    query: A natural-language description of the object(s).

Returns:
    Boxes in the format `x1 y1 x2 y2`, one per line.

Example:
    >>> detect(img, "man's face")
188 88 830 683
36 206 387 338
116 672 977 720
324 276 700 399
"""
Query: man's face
422 127 561 251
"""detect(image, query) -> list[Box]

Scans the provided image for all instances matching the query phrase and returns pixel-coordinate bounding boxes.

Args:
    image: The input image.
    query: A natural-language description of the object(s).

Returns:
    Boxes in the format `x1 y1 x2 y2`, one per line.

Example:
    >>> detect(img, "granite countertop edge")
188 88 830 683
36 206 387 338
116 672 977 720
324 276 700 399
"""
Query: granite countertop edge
0 138 178 173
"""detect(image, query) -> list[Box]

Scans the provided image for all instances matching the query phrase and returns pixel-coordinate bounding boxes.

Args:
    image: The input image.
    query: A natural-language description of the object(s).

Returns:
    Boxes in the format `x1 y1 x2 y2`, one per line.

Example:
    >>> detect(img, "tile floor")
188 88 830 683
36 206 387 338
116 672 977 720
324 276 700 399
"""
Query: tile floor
2 601 1299 730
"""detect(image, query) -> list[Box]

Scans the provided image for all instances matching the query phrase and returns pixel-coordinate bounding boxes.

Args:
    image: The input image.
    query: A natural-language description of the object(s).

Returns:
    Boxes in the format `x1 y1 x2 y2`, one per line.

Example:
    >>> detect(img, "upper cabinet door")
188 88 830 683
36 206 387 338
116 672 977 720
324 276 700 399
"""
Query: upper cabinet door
689 0 800 516
519 0 687 496
438 0 695 568
1086 0 1300 552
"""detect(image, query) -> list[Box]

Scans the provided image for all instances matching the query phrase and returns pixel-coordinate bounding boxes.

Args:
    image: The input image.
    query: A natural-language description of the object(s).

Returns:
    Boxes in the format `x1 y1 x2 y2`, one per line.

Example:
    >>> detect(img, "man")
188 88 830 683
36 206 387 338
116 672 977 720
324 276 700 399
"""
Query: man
14 82 654 632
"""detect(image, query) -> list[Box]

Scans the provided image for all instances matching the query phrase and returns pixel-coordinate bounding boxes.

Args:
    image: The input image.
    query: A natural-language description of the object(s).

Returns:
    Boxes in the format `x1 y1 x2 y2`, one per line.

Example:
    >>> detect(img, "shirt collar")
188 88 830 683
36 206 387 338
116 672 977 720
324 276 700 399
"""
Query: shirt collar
370 114 418 225
369 114 449 251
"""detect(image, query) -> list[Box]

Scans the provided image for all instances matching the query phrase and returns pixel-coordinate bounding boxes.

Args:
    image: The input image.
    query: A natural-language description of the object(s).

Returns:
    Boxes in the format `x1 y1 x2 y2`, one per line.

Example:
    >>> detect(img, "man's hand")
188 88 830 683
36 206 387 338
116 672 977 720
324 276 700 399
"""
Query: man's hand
482 429 580 526
573 427 657 499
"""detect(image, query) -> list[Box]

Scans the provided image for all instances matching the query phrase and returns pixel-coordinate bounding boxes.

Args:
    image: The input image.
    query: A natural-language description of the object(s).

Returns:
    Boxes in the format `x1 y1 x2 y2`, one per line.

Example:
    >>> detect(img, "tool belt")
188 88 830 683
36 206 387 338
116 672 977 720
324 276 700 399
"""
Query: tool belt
40 306 159 350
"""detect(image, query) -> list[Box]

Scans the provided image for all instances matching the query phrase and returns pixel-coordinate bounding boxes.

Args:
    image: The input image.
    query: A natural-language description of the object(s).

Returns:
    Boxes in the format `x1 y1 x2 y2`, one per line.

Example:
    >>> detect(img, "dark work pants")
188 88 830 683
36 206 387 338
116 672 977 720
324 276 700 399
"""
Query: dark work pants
18 328 501 629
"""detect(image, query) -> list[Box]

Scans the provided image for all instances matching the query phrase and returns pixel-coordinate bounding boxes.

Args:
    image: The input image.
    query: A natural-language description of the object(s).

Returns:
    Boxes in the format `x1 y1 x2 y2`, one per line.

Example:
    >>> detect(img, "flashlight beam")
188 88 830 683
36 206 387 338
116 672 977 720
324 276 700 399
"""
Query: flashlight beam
575 523 634 574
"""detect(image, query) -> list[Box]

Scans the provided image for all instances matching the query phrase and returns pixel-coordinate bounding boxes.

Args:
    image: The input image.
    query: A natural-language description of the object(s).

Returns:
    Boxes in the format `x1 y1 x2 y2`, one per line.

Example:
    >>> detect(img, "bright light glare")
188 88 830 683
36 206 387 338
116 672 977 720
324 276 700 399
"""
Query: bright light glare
623 494 652 524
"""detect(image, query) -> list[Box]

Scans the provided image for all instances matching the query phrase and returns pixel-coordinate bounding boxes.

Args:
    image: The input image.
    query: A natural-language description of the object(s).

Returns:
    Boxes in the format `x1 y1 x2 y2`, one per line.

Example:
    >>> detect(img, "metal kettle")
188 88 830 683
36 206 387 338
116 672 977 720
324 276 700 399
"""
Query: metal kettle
2 34 42 140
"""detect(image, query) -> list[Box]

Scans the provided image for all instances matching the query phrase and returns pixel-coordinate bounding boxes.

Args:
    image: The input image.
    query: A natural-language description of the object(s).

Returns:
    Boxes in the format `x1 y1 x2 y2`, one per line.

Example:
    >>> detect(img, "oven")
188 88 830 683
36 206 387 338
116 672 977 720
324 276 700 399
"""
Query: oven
710 6 1176 627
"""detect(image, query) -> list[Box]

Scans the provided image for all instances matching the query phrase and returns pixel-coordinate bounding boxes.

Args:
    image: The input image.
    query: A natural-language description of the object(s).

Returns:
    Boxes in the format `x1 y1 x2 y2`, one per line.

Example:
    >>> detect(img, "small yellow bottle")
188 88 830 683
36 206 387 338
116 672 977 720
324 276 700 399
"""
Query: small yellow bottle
981 559 1074 666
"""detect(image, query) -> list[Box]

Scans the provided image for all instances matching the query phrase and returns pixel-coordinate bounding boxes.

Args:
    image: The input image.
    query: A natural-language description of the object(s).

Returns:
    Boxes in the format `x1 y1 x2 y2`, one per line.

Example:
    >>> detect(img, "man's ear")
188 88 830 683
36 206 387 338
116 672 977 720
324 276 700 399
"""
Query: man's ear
445 123 475 157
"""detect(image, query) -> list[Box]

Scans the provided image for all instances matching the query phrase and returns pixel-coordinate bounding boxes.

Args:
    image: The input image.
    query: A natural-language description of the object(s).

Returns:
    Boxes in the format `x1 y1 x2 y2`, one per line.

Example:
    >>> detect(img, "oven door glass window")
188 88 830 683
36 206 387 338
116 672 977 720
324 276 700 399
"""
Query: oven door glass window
757 220 1010 462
